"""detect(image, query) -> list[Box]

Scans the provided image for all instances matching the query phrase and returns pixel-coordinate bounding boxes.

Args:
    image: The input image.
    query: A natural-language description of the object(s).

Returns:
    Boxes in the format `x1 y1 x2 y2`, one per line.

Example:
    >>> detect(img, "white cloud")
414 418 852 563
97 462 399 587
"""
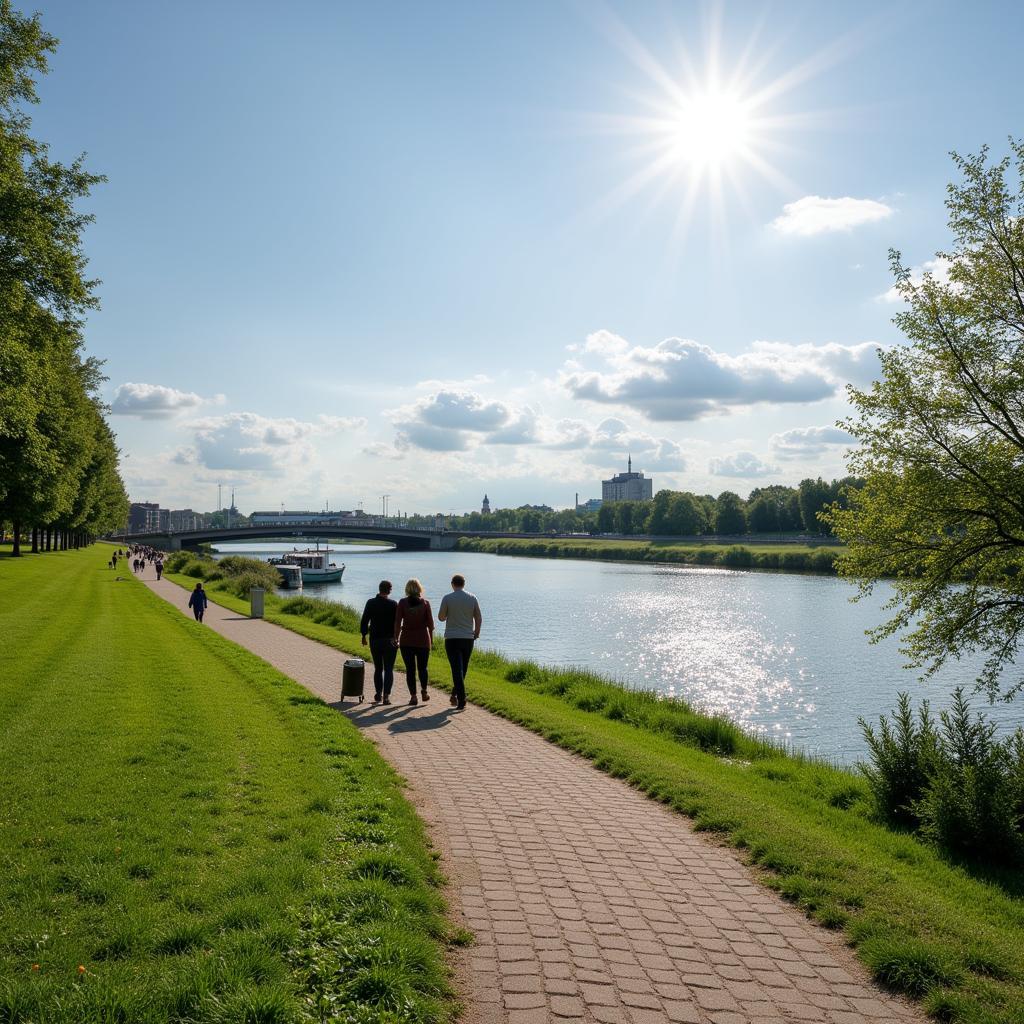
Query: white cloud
560 335 870 421
708 451 779 478
751 340 884 388
111 382 216 419
551 416 687 470
186 412 364 472
417 390 511 431
880 256 953 302
770 425 856 458
771 196 894 236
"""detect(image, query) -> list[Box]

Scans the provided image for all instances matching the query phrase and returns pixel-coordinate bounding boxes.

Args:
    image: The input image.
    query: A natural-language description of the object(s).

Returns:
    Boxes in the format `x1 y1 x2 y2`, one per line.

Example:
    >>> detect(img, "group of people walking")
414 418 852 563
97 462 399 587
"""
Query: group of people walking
122 544 164 580
360 574 482 710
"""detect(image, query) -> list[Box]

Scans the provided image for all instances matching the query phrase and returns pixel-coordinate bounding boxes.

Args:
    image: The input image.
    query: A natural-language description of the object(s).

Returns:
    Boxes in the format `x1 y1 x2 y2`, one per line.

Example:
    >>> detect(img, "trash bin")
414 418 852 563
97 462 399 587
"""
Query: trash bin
341 658 365 703
250 586 265 618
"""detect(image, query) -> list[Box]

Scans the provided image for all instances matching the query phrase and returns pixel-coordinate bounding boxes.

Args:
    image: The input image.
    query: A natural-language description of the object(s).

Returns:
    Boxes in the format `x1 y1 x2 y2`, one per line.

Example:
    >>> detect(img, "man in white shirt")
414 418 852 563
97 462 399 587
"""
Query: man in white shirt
437 573 482 710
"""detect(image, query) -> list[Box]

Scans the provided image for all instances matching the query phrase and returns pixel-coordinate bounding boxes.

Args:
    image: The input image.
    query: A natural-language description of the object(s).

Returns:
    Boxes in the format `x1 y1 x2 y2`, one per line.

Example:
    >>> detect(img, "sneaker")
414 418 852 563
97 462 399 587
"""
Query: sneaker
421 689 430 702
383 698 392 705
457 703 466 710
409 695 418 706
450 694 458 706
372 694 382 704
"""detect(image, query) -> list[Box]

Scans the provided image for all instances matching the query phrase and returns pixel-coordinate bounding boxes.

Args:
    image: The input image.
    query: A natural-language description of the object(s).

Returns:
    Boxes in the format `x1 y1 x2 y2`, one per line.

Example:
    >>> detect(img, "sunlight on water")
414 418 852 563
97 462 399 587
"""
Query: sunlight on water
215 543 1022 763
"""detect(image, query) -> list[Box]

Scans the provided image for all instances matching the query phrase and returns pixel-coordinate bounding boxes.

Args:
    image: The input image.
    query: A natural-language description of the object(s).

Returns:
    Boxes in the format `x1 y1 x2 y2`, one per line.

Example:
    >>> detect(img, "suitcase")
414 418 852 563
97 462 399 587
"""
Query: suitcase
341 658 365 702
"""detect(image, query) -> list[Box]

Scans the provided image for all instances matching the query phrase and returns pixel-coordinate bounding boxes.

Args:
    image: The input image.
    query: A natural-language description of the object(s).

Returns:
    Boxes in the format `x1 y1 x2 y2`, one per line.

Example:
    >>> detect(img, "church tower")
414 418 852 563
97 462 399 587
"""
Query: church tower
481 494 491 515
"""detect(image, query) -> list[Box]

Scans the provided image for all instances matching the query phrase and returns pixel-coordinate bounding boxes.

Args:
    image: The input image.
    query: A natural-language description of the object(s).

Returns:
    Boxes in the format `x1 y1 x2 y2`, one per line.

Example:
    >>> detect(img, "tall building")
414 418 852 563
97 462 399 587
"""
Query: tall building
128 502 161 533
601 456 653 503
481 494 491 515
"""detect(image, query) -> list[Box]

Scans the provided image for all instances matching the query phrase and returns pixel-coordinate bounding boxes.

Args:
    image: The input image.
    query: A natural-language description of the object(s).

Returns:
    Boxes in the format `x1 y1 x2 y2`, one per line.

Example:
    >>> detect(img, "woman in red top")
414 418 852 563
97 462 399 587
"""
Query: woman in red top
394 578 434 705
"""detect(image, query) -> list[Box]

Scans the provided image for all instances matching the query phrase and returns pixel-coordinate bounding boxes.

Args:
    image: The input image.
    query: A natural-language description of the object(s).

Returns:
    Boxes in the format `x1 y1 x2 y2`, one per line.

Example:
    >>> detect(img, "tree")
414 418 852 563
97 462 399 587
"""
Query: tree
666 493 707 535
714 491 747 534
825 141 1024 700
747 494 779 532
0 2 109 554
798 478 832 535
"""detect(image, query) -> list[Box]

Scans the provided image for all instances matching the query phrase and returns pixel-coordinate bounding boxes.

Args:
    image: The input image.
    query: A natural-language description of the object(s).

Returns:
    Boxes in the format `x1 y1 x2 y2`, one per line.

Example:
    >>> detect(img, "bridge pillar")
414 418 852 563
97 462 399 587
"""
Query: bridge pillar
429 534 457 551
168 536 181 551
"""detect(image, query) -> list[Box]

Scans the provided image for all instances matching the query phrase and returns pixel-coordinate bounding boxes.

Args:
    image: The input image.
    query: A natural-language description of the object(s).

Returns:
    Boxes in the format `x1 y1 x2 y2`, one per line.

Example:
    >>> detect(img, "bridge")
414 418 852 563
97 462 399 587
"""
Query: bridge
114 523 459 552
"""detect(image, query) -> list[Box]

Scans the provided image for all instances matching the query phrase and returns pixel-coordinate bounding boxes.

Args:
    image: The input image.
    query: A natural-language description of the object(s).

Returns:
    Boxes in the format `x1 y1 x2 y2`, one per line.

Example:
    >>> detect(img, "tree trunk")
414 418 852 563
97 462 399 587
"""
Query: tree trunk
31 527 39 553
12 520 21 557
44 528 51 552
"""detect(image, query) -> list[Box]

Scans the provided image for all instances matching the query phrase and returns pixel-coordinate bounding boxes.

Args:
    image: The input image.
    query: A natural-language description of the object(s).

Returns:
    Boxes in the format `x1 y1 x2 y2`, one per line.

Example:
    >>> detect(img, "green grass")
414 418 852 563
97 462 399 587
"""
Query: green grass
454 536 843 573
0 546 457 1023
176 577 1024 1023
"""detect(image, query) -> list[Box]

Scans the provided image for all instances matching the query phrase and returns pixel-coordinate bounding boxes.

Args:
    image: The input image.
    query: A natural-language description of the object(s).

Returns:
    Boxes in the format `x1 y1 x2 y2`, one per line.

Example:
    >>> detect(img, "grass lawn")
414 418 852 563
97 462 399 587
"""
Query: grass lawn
0 545 457 1024
174 575 1024 1024
453 536 843 573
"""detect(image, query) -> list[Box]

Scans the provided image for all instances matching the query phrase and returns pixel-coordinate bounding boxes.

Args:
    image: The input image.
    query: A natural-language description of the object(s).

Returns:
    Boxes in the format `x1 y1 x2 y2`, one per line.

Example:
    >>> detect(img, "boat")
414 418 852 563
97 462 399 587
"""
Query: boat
270 546 345 584
275 563 303 589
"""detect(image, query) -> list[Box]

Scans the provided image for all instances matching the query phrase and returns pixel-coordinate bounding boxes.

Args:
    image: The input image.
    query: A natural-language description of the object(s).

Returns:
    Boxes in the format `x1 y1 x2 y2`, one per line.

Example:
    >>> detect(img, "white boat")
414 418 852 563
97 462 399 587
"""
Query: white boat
270 546 345 584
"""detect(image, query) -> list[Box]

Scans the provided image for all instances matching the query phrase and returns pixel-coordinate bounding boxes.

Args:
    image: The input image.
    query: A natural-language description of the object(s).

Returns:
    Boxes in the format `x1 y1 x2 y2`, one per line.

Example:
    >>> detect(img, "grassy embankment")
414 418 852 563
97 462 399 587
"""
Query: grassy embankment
0 545 460 1024
167 568 1024 1024
453 535 843 573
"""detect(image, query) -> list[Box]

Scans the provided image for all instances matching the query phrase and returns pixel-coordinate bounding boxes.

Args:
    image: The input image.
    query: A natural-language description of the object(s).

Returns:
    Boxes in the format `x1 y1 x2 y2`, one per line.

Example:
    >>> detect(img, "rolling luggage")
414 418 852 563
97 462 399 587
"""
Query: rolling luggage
341 658 365 703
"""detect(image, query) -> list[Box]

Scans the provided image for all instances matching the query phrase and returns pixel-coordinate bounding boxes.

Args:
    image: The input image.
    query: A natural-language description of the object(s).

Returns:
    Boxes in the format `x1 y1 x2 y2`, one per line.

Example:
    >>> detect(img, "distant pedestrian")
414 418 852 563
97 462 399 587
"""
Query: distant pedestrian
438 574 481 711
155 559 163 581
394 578 434 706
188 582 208 622
360 580 399 704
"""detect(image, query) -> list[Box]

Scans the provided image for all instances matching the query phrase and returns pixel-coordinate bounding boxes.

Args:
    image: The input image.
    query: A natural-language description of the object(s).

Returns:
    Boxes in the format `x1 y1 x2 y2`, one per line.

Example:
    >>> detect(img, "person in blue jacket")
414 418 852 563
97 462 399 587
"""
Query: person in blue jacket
188 582 208 622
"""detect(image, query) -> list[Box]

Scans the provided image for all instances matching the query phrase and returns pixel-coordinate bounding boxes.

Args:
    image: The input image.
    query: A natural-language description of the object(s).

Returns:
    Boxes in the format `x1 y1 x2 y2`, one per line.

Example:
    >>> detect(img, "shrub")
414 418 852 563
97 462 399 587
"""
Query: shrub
221 567 282 599
862 690 1024 864
917 692 1024 864
810 549 838 572
859 693 939 827
720 546 753 567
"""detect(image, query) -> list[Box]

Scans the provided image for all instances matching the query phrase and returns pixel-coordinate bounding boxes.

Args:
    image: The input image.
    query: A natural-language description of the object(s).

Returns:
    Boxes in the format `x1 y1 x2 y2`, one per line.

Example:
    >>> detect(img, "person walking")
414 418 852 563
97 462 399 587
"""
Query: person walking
188 582 208 622
155 559 164 581
394 578 434 706
438 574 481 711
360 580 399 704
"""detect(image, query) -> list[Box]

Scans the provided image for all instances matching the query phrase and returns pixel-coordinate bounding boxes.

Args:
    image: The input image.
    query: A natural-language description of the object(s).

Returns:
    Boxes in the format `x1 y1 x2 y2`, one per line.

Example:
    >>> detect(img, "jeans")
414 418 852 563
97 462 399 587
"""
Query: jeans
400 646 430 696
444 638 474 707
369 638 398 698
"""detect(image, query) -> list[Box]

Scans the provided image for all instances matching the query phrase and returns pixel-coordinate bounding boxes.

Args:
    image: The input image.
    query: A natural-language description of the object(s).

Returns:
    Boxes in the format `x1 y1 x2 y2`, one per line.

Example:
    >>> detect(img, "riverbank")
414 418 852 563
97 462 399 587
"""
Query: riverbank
0 546 458 1023
453 535 843 573
165 571 1024 1023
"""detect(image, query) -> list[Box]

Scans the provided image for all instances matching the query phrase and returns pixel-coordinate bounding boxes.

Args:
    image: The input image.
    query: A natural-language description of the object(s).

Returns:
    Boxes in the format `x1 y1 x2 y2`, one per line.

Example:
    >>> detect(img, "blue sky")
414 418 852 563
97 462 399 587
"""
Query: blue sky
30 0 1024 513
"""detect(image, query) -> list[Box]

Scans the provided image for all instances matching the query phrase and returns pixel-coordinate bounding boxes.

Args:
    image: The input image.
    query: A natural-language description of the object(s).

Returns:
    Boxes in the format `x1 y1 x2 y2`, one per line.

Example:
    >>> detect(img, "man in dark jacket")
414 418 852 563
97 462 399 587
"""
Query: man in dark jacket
360 580 398 704
188 582 208 622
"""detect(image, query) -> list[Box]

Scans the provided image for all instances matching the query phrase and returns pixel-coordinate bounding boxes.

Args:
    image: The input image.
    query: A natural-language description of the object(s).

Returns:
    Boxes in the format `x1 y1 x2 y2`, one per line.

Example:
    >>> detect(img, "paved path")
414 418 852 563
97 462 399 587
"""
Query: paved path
145 571 921 1024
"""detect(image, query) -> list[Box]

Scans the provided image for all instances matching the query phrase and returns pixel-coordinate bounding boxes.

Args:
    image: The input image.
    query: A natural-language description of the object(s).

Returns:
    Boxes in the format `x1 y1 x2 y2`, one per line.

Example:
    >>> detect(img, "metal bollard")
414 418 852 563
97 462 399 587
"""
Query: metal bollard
250 586 265 618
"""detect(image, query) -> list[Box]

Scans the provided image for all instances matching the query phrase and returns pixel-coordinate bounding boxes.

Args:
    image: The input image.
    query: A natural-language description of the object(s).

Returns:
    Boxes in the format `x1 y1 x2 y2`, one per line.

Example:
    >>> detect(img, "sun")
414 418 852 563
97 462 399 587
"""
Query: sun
665 90 753 170
576 5 842 234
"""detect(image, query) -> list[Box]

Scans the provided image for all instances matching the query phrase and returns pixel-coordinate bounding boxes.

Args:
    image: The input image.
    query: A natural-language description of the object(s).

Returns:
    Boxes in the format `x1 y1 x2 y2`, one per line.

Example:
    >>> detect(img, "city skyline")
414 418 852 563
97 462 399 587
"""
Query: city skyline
31 0 1024 512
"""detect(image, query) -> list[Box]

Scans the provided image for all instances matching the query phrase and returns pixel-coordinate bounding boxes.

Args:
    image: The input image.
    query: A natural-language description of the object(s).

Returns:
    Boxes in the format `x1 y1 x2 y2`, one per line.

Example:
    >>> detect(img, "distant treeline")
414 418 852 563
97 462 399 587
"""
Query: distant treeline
453 538 841 574
408 478 861 537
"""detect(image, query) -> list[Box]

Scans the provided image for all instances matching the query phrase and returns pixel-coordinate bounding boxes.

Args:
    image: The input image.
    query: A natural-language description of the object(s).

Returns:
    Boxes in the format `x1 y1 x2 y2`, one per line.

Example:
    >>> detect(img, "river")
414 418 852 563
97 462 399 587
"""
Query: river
213 540 1023 763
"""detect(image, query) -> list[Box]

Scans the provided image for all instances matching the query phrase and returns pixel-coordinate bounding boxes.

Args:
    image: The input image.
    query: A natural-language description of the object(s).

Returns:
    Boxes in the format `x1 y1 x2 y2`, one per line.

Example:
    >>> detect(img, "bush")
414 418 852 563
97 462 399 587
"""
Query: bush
917 692 1024 864
860 693 939 827
862 690 1024 864
279 595 361 633
720 545 754 567
218 562 284 598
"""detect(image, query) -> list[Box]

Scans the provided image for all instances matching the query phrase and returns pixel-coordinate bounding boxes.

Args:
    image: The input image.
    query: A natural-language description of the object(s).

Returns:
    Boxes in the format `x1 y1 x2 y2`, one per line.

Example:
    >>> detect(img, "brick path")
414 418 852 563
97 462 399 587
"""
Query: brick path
145 571 921 1024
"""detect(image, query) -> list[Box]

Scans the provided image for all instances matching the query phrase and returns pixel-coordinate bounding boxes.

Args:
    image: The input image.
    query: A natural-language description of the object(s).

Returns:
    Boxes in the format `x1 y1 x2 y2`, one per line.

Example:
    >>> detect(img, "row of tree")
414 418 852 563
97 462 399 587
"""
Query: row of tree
412 477 861 537
0 3 128 555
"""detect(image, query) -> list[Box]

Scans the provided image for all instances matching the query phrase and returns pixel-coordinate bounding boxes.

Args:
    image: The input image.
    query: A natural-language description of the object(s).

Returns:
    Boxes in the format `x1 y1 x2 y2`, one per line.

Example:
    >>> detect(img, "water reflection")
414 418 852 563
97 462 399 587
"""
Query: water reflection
214 542 1022 763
